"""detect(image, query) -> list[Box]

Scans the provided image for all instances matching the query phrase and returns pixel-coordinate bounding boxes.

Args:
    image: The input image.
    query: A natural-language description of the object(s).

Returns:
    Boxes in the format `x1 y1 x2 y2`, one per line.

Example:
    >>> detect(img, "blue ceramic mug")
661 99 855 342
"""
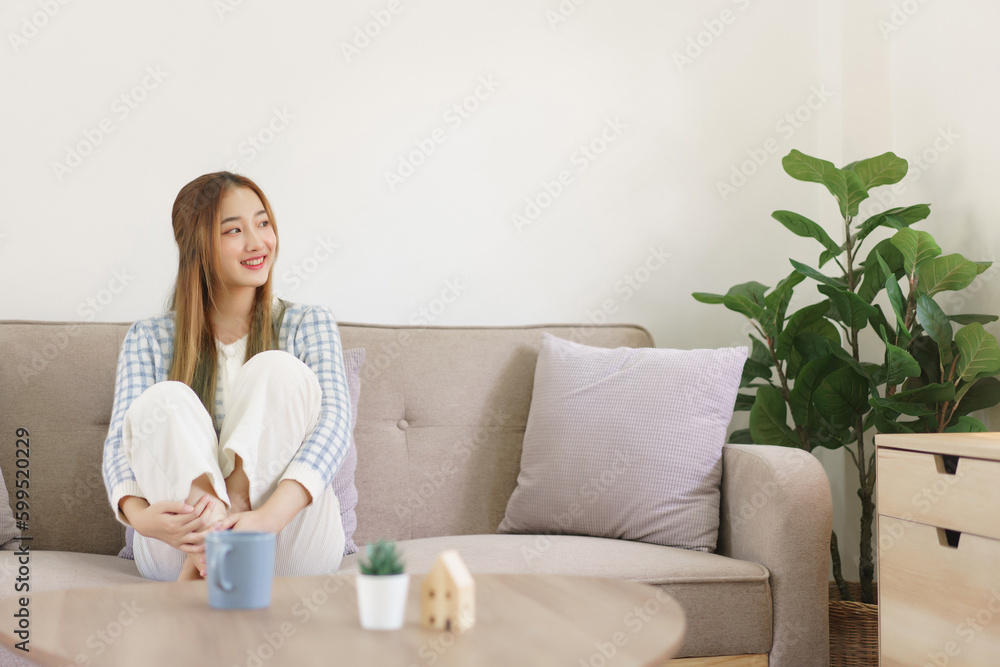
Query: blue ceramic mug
206 531 276 609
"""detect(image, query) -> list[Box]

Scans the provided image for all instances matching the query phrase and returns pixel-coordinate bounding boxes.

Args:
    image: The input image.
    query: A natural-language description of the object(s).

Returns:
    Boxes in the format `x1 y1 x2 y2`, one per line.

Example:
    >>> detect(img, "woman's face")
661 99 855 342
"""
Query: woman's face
215 186 276 294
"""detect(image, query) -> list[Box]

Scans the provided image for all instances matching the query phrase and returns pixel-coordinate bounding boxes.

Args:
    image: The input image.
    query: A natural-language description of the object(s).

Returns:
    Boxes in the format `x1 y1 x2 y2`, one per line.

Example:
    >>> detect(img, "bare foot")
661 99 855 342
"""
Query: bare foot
177 555 203 581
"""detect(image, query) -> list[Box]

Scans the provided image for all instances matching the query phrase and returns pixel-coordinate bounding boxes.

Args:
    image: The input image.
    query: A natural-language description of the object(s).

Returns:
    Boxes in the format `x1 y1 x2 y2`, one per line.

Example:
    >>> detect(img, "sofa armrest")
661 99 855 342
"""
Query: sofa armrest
716 444 832 667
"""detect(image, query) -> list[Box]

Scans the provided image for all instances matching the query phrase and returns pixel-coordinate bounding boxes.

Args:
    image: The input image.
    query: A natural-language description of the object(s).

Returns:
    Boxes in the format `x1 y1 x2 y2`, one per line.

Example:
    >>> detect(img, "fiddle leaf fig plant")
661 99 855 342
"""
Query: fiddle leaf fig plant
694 149 1000 604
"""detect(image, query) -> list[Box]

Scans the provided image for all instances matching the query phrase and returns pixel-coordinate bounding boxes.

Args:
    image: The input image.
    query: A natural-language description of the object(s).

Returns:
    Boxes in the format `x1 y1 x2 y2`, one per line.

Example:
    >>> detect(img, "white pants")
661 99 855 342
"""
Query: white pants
122 349 345 581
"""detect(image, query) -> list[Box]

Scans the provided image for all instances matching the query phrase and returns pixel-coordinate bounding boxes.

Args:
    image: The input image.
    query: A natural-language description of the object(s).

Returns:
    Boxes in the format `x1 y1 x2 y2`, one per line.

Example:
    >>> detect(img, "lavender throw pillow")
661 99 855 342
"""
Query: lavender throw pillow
121 347 365 558
497 333 747 552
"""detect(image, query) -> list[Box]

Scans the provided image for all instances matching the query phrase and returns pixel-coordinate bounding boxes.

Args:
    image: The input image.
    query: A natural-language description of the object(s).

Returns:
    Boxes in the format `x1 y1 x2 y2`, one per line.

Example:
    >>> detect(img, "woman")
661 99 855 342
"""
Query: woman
102 172 350 581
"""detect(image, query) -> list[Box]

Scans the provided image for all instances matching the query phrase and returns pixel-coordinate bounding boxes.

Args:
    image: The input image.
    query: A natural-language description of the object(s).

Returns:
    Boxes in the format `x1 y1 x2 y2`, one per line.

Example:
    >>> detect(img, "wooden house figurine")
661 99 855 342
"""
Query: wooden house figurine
420 550 476 633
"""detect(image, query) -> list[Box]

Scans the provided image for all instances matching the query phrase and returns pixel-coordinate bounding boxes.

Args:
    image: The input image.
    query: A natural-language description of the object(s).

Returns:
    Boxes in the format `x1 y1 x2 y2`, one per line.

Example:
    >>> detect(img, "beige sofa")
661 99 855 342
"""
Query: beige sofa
0 319 832 665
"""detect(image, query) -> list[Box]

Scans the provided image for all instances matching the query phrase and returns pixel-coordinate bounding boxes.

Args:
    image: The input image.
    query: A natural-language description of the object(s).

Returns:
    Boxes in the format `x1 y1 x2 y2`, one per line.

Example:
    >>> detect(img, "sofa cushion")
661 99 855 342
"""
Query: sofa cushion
337 533 772 657
121 346 366 559
0 551 145 599
498 333 747 552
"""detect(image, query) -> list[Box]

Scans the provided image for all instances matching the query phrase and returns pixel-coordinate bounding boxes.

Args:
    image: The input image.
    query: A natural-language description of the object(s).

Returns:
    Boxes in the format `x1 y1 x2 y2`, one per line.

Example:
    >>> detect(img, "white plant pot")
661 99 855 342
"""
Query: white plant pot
356 573 410 630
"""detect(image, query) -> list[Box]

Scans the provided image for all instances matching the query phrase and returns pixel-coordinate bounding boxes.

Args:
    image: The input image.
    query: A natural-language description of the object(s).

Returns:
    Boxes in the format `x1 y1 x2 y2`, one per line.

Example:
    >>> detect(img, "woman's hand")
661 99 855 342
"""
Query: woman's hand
125 495 220 554
213 509 281 535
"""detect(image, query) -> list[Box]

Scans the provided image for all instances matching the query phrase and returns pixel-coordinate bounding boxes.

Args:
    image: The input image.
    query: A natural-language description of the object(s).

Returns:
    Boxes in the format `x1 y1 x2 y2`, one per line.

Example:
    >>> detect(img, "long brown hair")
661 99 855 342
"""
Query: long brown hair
165 171 288 417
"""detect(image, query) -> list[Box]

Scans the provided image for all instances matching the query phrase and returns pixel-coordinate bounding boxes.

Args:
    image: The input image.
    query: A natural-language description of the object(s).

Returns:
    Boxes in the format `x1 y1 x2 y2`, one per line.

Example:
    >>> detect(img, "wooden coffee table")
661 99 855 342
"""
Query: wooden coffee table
0 573 685 665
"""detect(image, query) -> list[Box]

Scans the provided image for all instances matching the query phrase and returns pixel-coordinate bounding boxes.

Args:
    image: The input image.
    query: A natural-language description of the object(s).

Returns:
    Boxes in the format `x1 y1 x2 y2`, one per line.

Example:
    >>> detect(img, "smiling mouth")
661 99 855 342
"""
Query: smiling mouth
240 256 266 267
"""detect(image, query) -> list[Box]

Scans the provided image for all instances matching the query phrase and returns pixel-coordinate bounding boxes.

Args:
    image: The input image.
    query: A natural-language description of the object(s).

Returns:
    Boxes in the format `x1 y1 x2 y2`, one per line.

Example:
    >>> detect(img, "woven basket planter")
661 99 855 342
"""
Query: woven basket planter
829 582 879 666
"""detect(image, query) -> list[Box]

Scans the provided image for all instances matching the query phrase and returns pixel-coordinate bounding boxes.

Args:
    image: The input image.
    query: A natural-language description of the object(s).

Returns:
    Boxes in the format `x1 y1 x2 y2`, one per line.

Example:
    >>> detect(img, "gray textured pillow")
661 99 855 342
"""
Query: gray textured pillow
497 333 747 552
121 346 365 558
0 464 21 549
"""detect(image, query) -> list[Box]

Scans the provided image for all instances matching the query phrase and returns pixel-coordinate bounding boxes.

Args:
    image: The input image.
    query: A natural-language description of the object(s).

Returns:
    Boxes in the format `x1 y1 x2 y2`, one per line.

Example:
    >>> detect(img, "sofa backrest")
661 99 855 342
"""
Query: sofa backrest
0 320 653 555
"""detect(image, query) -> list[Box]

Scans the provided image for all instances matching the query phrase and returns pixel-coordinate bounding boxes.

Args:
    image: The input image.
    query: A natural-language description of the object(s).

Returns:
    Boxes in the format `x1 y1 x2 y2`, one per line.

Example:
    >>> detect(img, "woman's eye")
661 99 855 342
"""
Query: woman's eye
260 220 270 227
224 227 239 234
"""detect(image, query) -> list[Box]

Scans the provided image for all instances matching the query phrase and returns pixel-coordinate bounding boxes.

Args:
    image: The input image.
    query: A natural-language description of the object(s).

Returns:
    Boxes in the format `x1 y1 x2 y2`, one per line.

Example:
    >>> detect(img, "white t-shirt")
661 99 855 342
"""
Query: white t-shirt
212 334 248 434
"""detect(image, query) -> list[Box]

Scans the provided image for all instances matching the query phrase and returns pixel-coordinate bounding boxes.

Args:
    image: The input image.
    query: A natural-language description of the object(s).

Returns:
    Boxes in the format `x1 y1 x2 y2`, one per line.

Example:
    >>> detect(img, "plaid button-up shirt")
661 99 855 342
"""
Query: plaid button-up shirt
102 298 351 526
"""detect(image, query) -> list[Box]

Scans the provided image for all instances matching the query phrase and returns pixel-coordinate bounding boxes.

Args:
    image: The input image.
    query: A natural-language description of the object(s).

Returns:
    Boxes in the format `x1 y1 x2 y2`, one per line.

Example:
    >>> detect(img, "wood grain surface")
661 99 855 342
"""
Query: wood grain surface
0 573 685 666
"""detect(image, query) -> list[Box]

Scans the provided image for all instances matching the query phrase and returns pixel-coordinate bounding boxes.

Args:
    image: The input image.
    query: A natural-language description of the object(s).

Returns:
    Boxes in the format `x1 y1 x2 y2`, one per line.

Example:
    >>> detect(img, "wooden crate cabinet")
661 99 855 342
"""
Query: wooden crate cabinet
876 433 1000 666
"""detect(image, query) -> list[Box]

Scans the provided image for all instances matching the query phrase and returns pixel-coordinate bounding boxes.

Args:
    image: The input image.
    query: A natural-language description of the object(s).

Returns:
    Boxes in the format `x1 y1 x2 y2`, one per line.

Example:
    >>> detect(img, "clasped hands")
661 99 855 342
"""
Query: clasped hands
126 495 279 578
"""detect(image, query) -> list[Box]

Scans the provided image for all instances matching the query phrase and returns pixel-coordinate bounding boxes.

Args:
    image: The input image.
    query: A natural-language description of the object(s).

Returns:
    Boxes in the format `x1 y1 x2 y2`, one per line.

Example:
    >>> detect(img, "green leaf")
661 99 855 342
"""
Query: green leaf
692 292 724 305
890 228 942 275
819 242 848 268
952 377 1000 416
916 254 980 296
772 210 841 255
915 295 954 366
884 272 907 332
890 382 956 404
884 341 921 387
846 152 908 190
763 270 806 336
949 314 1000 326
790 259 846 289
869 395 937 417
813 367 871 430
975 261 993 275
721 281 770 322
817 284 879 330
748 334 773 366
749 385 800 448
775 301 831 360
740 357 773 388
873 412 916 433
781 150 869 218
855 204 931 246
946 416 988 433
789 353 842 427
733 393 756 411
955 323 1000 382
787 327 839 380
728 428 754 444
858 240 904 304
869 305 897 350
908 336 944 383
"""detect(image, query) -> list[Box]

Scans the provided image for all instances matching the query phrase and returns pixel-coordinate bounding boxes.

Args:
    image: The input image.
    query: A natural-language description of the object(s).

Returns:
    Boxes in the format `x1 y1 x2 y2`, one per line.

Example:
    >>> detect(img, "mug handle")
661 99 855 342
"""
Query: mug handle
209 543 234 592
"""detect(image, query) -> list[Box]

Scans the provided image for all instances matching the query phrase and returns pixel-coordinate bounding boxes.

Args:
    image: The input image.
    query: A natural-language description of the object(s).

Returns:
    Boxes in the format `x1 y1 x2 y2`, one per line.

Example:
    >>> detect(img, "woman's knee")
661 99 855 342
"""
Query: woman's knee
238 350 317 386
126 380 204 430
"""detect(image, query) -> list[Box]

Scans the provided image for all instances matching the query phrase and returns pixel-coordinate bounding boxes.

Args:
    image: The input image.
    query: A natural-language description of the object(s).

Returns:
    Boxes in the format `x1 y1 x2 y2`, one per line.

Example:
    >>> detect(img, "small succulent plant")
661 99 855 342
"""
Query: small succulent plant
358 539 405 576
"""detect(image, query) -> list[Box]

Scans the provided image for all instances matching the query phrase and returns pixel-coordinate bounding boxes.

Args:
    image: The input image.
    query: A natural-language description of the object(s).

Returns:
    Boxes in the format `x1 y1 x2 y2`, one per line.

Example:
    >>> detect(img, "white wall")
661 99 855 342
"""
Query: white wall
3 0 998 581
